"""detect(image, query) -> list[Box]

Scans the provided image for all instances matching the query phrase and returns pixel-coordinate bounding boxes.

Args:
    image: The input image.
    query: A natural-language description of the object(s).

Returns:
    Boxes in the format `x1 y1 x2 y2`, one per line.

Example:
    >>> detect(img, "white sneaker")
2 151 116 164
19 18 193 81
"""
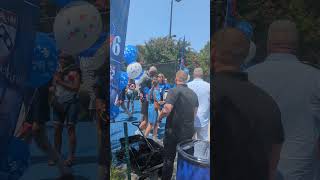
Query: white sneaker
135 129 142 135
153 136 159 142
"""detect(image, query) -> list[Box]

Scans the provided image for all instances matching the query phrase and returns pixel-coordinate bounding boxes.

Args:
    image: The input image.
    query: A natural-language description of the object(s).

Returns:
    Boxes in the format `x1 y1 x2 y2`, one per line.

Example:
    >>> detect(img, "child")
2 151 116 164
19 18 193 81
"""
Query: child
125 79 137 115
144 78 161 138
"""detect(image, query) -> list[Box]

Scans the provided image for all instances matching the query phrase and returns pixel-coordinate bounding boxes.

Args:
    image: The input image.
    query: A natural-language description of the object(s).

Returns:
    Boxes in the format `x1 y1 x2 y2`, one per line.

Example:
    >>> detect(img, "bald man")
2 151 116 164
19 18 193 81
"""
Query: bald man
213 28 284 180
247 20 320 180
187 68 210 141
158 70 199 180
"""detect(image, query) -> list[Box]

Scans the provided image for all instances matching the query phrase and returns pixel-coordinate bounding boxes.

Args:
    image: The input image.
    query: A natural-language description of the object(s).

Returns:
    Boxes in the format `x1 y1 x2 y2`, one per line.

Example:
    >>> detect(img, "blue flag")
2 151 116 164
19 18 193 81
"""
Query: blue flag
110 0 130 120
0 0 39 178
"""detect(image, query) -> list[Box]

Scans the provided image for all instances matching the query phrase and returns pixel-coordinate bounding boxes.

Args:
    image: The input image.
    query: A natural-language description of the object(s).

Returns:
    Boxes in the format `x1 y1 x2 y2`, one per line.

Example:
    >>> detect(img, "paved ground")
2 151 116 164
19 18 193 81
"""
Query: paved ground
111 100 166 152
20 121 99 180
20 100 166 180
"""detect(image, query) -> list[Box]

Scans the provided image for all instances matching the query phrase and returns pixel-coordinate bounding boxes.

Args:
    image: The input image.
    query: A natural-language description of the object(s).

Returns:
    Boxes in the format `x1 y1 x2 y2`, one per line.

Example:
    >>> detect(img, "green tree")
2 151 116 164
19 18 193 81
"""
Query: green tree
237 0 320 63
137 37 191 64
135 37 210 82
196 41 210 78
136 37 197 82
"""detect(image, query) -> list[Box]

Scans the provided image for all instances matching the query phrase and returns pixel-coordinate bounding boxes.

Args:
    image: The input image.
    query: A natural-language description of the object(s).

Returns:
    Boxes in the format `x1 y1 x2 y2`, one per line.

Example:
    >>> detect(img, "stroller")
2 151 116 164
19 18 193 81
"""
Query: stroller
116 121 164 180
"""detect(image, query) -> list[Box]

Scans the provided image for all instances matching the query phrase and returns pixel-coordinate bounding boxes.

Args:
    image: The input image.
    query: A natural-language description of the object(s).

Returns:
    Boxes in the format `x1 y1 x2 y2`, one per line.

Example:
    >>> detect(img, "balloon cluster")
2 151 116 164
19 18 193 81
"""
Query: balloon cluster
123 45 143 80
111 45 142 118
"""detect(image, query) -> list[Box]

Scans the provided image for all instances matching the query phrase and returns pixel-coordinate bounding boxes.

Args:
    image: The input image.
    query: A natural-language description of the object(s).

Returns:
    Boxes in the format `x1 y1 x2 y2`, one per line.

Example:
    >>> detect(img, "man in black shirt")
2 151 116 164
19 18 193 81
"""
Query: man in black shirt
212 28 284 180
158 70 199 180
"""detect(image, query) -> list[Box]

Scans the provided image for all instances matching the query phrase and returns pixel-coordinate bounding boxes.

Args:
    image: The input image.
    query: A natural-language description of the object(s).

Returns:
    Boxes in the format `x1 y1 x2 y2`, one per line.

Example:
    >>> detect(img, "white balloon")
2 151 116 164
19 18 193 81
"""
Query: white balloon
53 1 102 55
127 62 142 79
244 41 256 64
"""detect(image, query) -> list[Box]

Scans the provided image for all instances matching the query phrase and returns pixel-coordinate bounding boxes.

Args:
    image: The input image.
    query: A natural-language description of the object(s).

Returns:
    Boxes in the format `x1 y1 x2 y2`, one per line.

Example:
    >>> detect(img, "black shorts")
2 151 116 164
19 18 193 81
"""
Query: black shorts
141 99 148 116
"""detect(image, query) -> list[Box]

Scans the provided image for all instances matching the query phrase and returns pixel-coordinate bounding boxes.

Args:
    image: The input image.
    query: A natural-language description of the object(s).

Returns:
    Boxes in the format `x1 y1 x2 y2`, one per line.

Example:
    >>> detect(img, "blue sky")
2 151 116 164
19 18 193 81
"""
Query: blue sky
125 0 210 52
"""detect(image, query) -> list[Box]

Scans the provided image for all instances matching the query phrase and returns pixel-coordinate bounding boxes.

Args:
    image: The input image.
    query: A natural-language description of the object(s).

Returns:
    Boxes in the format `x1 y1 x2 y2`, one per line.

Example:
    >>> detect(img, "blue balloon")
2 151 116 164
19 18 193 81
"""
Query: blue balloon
50 0 72 7
124 45 138 64
26 33 58 88
119 71 129 90
236 21 253 40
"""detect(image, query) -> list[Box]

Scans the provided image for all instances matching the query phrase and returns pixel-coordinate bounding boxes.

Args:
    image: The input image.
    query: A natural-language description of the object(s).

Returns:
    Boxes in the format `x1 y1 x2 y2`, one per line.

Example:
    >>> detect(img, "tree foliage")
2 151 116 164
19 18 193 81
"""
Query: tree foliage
197 41 210 77
237 0 320 63
136 37 210 81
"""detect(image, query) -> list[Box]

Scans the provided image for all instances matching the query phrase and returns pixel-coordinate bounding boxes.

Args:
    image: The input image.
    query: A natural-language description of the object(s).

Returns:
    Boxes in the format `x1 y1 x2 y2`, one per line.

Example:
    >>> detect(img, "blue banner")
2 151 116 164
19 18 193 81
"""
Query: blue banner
0 0 39 87
110 0 130 120
0 0 39 178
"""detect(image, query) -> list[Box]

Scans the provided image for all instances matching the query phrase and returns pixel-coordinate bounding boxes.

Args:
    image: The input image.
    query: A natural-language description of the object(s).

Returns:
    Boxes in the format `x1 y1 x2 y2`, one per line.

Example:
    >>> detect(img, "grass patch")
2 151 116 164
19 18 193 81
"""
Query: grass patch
110 165 127 180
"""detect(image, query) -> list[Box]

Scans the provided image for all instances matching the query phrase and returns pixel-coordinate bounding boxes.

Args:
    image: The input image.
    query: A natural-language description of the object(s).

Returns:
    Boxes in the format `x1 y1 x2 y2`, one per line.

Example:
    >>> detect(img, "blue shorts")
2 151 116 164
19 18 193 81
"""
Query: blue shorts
52 100 79 126
148 104 158 125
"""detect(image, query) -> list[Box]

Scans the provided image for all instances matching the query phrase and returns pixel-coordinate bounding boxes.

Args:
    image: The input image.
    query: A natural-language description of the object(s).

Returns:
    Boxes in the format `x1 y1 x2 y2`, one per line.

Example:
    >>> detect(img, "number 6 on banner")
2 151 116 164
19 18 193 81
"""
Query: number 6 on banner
112 36 121 56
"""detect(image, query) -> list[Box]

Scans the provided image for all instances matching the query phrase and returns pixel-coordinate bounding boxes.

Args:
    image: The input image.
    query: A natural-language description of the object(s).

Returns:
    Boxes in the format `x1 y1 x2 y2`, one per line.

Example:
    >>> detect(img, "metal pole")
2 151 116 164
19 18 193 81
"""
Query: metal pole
182 36 186 69
175 38 181 72
169 0 173 38
124 122 131 180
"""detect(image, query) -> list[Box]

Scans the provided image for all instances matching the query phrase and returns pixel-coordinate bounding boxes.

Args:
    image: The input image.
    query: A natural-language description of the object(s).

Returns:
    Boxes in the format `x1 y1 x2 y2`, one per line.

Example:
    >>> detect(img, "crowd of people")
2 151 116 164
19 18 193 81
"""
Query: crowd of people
113 64 210 179
213 20 320 180
115 65 211 142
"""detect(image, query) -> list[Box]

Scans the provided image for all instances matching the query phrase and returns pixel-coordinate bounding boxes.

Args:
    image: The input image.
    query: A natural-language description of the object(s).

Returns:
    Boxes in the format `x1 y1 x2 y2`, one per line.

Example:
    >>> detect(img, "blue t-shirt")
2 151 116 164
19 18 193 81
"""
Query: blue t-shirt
148 88 161 104
159 83 171 101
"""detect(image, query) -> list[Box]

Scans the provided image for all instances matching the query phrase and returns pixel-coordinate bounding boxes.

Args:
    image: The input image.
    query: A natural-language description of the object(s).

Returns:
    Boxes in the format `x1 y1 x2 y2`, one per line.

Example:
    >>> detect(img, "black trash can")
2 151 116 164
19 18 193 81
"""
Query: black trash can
176 139 210 180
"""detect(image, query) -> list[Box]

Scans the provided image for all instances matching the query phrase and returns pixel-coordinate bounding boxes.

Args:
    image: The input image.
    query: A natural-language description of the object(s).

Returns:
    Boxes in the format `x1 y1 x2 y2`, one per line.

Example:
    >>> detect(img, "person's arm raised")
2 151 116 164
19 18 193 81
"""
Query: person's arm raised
158 89 177 120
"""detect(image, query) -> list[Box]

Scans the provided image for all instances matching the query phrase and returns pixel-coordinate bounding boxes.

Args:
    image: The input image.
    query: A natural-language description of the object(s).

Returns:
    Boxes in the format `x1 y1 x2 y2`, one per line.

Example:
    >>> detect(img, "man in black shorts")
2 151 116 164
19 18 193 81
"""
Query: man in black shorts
212 28 284 180
157 70 199 180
